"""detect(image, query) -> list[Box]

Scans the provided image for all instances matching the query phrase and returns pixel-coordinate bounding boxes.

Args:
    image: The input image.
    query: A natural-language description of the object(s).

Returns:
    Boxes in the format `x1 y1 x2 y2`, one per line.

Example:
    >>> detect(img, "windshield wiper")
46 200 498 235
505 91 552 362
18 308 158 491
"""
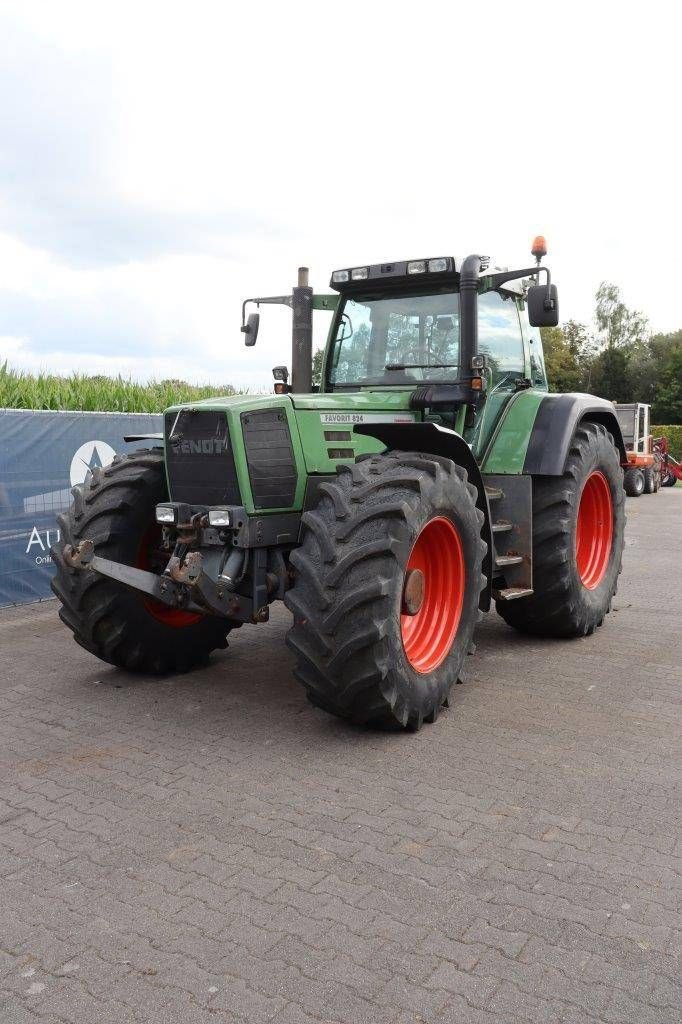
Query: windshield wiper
385 362 458 371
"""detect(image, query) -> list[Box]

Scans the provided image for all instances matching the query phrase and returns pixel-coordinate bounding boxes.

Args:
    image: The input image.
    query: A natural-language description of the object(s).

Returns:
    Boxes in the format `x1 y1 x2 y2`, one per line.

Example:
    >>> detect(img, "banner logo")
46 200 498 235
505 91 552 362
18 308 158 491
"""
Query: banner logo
69 441 117 487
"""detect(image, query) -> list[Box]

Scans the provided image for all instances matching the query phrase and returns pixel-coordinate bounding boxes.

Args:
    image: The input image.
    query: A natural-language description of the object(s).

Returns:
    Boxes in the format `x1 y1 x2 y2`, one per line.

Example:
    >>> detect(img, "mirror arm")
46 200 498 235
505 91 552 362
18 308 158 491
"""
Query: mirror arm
241 295 294 328
485 265 552 299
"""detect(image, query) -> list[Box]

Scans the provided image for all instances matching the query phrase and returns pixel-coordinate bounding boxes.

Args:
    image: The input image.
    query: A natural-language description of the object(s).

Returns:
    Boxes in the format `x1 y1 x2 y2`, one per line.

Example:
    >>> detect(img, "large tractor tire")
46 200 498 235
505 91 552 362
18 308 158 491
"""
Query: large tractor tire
643 466 656 494
624 467 644 497
51 448 234 674
496 422 625 638
285 452 486 730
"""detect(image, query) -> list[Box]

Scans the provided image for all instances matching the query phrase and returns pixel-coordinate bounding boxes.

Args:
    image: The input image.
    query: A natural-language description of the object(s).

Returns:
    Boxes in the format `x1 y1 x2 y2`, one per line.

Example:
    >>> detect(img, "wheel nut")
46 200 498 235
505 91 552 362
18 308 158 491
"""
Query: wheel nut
402 568 425 616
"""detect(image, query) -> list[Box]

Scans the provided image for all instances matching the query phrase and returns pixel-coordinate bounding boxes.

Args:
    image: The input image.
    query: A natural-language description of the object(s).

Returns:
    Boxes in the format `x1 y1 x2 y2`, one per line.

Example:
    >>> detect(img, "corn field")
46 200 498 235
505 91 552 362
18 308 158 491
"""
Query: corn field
0 362 238 412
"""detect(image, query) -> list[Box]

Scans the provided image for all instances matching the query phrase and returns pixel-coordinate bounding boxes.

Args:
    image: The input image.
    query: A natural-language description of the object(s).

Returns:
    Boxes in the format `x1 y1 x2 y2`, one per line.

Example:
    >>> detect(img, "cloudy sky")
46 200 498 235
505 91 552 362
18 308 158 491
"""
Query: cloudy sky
0 1 679 391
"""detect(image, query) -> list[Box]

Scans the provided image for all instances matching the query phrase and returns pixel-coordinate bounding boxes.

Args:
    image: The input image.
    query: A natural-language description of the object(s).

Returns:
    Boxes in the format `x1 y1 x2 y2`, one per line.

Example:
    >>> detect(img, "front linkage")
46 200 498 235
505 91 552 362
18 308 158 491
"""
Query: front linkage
63 501 292 626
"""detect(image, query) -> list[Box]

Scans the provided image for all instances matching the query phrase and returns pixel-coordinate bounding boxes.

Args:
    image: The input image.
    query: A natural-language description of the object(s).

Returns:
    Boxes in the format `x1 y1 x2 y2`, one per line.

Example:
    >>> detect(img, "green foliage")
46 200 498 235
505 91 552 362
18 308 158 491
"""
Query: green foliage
590 345 634 404
652 424 682 459
311 348 324 389
0 362 237 412
541 320 594 393
648 331 682 423
594 281 648 348
541 284 681 422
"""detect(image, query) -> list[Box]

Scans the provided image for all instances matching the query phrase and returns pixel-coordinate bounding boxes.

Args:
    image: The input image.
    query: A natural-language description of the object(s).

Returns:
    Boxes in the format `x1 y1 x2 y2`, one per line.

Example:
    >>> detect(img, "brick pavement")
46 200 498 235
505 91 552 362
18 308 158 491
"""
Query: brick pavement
1 489 680 1023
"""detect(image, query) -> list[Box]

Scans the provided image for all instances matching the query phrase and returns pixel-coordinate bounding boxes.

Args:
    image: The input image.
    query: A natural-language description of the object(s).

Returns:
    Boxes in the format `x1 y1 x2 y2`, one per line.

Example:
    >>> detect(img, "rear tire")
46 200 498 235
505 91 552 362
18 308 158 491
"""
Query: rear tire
51 448 234 673
496 422 625 638
285 452 486 729
643 466 656 494
624 467 644 497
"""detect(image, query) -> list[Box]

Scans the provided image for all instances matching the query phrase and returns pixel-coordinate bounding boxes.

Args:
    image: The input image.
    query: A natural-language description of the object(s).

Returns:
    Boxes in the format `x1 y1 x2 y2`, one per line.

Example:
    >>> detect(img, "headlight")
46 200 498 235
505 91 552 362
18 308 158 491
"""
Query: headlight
332 270 349 283
428 258 448 273
407 260 427 274
155 505 177 524
208 509 231 527
351 267 369 280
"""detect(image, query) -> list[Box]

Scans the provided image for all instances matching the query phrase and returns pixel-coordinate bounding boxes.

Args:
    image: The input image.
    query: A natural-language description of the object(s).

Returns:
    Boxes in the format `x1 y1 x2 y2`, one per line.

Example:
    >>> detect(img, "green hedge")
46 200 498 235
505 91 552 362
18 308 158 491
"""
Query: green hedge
652 425 682 459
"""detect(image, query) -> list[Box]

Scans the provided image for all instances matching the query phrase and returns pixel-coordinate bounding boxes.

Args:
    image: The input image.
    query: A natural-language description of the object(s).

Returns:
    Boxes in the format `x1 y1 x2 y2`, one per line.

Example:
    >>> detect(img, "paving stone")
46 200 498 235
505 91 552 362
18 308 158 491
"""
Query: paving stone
1 490 680 1023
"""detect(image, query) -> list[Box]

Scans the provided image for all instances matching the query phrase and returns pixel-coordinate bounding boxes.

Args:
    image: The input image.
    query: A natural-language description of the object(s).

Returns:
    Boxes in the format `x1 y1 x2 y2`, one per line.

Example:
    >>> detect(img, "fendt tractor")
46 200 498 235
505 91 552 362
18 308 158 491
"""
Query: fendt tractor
53 238 628 731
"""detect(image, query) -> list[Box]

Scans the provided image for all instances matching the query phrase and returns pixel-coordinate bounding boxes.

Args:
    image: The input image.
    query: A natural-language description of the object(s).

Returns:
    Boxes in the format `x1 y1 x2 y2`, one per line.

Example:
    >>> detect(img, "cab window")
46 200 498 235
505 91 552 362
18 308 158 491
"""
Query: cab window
478 291 524 385
328 291 460 387
520 305 547 389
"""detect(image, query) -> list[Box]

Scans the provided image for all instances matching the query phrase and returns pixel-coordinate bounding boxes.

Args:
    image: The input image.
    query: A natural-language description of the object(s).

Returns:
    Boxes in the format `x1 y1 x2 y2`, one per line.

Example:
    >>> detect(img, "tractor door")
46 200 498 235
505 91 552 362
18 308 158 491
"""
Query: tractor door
467 291 527 458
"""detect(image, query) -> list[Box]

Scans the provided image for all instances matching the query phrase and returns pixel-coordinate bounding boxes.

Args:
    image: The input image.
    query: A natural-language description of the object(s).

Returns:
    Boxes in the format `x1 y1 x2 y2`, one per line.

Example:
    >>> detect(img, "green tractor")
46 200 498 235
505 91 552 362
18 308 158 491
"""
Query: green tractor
53 238 627 730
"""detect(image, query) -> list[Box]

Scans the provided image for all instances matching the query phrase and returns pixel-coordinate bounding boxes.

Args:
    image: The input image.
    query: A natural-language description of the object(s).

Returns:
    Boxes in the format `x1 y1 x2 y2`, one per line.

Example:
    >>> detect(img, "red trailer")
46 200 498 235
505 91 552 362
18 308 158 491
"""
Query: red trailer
654 435 682 487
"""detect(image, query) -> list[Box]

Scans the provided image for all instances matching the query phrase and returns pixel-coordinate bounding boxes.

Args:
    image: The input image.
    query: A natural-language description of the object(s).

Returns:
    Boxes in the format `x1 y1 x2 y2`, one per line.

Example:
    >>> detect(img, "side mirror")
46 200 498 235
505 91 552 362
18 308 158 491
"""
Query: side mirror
527 284 559 327
242 312 260 347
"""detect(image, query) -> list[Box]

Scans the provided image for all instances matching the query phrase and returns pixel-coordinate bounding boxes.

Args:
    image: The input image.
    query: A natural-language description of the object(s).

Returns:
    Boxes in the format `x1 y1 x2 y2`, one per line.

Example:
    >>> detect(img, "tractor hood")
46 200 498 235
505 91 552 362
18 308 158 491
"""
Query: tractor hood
290 389 415 415
165 388 415 417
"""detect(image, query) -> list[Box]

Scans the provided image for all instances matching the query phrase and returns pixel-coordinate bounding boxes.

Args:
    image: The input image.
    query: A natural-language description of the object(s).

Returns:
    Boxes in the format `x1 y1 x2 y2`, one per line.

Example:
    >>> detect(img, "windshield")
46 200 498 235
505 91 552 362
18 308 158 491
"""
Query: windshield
328 291 460 388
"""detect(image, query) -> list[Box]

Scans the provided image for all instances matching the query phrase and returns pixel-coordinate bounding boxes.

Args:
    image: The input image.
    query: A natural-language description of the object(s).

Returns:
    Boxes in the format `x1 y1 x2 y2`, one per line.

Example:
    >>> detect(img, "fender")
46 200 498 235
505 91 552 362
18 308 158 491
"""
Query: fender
522 394 627 475
354 421 493 611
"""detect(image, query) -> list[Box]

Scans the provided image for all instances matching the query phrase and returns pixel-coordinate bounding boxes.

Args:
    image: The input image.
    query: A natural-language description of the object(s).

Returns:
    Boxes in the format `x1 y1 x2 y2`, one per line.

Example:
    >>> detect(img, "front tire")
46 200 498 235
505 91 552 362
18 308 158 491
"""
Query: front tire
285 452 486 730
51 448 234 673
643 466 656 494
496 422 625 638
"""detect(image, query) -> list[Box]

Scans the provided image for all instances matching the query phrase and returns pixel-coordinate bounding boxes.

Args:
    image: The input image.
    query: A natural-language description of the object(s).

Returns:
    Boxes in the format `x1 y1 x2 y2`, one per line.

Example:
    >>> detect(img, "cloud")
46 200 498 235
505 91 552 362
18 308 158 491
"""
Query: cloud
0 0 680 391
0 12 284 267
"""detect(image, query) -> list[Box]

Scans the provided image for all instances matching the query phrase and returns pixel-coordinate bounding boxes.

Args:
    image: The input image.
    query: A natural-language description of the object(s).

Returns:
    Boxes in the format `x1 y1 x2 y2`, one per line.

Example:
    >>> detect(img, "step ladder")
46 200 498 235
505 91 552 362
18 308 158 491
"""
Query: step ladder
484 479 533 601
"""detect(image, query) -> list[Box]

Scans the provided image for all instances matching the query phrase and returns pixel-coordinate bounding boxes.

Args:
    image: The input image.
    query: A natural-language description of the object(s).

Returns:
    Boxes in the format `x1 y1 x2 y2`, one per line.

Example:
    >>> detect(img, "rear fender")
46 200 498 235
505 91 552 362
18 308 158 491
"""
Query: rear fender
523 394 627 475
354 421 492 611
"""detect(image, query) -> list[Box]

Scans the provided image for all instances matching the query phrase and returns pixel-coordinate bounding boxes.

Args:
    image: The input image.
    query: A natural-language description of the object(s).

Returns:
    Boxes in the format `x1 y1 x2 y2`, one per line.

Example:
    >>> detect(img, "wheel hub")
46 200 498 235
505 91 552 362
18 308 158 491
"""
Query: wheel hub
402 568 425 616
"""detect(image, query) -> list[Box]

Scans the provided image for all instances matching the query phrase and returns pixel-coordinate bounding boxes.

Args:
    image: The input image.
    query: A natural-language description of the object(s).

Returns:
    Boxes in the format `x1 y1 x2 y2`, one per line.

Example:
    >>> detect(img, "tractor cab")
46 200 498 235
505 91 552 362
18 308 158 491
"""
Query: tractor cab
324 258 550 458
242 241 558 462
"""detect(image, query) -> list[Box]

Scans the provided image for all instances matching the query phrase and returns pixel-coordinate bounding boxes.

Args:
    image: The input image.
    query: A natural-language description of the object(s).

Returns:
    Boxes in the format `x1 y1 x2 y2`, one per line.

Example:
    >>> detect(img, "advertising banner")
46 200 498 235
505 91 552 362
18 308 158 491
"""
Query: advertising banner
0 409 162 607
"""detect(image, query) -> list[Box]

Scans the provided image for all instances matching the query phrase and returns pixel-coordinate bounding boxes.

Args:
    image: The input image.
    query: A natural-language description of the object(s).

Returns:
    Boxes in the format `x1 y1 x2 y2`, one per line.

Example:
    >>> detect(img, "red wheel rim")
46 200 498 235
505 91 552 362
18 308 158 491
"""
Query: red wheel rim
576 471 613 590
136 526 202 628
400 516 465 674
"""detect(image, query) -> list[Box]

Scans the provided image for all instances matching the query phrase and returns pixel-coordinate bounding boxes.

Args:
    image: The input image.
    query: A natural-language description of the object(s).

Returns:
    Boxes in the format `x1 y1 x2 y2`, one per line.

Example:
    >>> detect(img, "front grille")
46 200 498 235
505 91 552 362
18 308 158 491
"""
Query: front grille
241 408 298 509
165 410 241 506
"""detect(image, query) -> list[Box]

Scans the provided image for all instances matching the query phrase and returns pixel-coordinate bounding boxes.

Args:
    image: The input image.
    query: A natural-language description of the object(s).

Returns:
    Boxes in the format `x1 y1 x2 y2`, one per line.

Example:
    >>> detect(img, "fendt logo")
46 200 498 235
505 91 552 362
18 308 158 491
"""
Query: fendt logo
173 439 228 456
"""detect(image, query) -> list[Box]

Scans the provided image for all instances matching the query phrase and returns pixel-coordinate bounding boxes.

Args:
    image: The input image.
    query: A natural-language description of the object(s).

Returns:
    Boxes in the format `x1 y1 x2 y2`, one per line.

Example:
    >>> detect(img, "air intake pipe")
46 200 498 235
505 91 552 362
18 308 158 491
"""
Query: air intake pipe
291 266 313 393
458 254 483 382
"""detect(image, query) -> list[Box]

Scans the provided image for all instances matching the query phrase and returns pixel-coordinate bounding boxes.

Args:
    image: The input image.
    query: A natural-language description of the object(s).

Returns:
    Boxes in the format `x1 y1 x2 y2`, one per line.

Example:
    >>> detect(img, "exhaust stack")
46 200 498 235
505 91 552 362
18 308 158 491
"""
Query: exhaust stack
291 266 313 393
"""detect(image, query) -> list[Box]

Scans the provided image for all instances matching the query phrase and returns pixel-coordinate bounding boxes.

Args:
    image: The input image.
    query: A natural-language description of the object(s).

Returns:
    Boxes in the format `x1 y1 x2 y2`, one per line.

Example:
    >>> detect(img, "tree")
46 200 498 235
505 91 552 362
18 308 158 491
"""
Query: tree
311 348 324 388
594 282 648 349
589 283 650 403
540 320 594 392
649 330 682 422
589 346 632 404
